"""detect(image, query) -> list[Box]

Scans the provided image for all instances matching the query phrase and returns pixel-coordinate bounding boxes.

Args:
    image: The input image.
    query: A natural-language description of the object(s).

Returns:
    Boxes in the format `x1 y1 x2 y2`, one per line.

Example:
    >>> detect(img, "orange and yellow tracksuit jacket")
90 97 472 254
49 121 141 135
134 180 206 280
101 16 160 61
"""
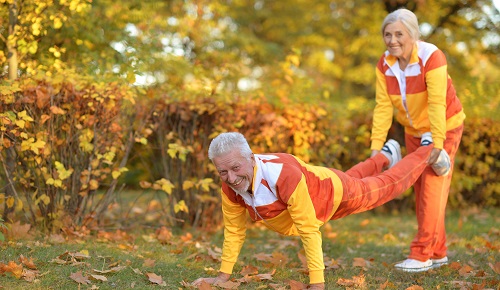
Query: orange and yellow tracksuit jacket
371 41 465 151
219 153 344 284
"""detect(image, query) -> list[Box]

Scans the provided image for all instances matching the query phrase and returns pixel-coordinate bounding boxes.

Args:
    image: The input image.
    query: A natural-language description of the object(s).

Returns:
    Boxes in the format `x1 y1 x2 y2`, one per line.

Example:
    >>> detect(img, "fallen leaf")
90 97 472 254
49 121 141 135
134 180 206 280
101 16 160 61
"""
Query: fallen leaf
447 280 473 288
406 285 424 290
143 258 155 267
337 274 366 287
9 221 31 240
269 283 288 290
19 255 37 270
288 279 307 290
489 262 500 274
155 226 172 244
360 219 370 226
215 279 240 289
48 234 66 244
197 281 212 290
353 257 370 268
240 265 259 276
449 261 462 270
93 265 126 274
0 261 23 279
269 252 288 266
90 274 108 282
146 272 166 286
69 271 90 285
22 269 39 282
458 265 474 276
181 232 192 242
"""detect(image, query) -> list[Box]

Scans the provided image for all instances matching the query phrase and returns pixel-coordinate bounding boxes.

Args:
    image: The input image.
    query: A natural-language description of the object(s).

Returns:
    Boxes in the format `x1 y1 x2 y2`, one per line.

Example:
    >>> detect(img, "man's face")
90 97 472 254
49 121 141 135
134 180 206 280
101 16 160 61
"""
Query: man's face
213 149 255 194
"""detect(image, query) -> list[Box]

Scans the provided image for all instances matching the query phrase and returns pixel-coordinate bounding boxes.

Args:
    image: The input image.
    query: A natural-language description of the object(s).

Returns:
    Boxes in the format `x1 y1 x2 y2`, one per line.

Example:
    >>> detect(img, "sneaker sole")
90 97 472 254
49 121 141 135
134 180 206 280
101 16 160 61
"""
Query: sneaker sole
431 262 448 269
395 265 433 272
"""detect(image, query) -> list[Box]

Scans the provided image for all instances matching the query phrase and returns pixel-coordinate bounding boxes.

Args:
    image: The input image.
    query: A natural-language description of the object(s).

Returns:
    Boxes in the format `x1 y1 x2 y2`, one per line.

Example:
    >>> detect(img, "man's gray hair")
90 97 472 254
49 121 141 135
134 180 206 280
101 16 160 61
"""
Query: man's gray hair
208 132 253 160
382 8 420 41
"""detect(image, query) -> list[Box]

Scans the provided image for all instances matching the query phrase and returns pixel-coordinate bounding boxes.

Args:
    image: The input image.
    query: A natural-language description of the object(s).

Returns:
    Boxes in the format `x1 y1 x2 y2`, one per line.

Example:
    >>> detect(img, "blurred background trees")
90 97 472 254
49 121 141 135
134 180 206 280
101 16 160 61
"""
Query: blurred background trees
1 0 499 231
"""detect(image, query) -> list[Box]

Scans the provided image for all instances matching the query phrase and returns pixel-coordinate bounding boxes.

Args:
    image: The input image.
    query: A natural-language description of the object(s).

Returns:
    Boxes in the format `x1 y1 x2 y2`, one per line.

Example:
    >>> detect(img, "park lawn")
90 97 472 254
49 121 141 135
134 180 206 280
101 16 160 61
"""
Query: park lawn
0 207 499 289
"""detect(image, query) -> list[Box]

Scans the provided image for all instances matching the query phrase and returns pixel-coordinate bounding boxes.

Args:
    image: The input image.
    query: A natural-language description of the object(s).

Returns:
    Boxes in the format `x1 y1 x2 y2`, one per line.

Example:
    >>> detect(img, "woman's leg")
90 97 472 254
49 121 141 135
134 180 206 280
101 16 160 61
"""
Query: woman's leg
408 125 464 261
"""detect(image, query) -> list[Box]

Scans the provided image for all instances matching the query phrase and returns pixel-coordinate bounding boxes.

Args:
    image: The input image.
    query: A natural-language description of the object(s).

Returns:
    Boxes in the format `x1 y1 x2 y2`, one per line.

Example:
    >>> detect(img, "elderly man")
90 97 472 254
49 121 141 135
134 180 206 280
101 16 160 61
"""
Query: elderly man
194 132 450 289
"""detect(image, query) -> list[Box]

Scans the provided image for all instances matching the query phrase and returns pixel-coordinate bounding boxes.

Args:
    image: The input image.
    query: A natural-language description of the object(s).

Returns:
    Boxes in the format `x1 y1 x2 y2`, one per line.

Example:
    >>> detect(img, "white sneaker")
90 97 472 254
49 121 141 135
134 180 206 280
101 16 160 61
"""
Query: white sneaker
420 132 433 146
432 150 451 176
395 258 432 272
381 139 402 169
431 256 448 268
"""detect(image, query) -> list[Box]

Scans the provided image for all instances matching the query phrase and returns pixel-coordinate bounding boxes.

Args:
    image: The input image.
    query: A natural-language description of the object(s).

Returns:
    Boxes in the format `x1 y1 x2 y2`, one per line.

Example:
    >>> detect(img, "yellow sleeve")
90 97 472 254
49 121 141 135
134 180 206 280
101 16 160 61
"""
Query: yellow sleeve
371 67 394 150
287 175 325 284
219 190 248 274
425 66 448 149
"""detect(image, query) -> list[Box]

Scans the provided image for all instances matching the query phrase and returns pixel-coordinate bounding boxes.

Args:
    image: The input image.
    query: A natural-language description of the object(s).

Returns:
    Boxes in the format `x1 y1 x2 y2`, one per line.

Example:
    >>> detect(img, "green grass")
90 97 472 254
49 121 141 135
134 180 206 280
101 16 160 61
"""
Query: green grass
1 207 499 289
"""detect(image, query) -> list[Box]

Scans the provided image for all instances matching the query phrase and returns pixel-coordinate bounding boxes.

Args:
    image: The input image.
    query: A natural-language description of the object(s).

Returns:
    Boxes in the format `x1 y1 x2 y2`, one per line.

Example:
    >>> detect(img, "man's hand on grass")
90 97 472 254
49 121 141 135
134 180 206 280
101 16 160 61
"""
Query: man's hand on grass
192 272 230 286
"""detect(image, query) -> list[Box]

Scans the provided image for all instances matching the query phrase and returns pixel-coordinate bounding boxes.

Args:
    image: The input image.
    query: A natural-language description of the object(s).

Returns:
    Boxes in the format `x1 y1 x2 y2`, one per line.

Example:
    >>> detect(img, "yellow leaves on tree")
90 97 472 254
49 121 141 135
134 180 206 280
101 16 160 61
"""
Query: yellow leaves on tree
174 200 188 214
46 161 73 188
167 143 193 162
152 178 175 195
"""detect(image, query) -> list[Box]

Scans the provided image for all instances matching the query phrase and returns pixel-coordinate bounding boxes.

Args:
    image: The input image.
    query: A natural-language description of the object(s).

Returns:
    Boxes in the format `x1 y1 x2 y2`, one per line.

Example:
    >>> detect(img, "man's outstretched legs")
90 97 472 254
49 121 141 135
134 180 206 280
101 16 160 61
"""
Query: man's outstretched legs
331 143 432 220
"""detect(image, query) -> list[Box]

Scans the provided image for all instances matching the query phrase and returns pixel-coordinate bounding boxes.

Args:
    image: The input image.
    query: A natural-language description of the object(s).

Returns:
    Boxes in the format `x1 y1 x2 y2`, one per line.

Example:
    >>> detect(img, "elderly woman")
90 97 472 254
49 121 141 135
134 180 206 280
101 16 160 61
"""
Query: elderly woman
369 8 466 272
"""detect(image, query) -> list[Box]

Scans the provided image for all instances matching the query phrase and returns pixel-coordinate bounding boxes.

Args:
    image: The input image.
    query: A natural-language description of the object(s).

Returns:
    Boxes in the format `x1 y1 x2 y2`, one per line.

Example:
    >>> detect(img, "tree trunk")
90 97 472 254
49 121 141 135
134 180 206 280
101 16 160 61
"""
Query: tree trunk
3 0 19 221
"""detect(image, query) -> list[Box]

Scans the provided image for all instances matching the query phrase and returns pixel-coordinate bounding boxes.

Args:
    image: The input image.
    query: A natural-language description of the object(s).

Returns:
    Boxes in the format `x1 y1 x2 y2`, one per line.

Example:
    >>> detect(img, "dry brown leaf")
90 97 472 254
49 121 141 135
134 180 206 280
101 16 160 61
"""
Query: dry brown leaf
406 285 424 290
489 262 500 274
269 252 289 266
146 272 166 286
207 248 221 261
9 221 31 240
269 283 288 290
48 234 66 244
255 272 275 281
197 281 213 290
181 232 193 242
288 279 308 290
254 252 272 261
69 271 90 285
447 280 473 288
143 258 155 267
337 273 366 287
93 265 126 274
360 219 370 226
0 261 24 279
215 279 240 289
22 269 39 282
240 265 259 276
70 251 91 260
155 226 172 244
353 257 370 268
19 255 37 270
50 105 66 115
459 265 474 276
90 274 108 282
449 261 462 269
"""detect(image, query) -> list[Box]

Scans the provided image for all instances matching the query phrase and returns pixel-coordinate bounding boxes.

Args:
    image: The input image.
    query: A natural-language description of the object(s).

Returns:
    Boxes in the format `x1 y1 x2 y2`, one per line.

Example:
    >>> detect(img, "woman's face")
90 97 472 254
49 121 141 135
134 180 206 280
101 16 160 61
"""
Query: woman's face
383 21 415 60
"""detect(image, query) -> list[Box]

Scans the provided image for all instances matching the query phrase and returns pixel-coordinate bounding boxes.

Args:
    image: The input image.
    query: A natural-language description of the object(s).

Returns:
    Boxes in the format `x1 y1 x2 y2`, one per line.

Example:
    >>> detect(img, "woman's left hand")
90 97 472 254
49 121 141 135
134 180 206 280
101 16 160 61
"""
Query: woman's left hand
428 148 441 165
